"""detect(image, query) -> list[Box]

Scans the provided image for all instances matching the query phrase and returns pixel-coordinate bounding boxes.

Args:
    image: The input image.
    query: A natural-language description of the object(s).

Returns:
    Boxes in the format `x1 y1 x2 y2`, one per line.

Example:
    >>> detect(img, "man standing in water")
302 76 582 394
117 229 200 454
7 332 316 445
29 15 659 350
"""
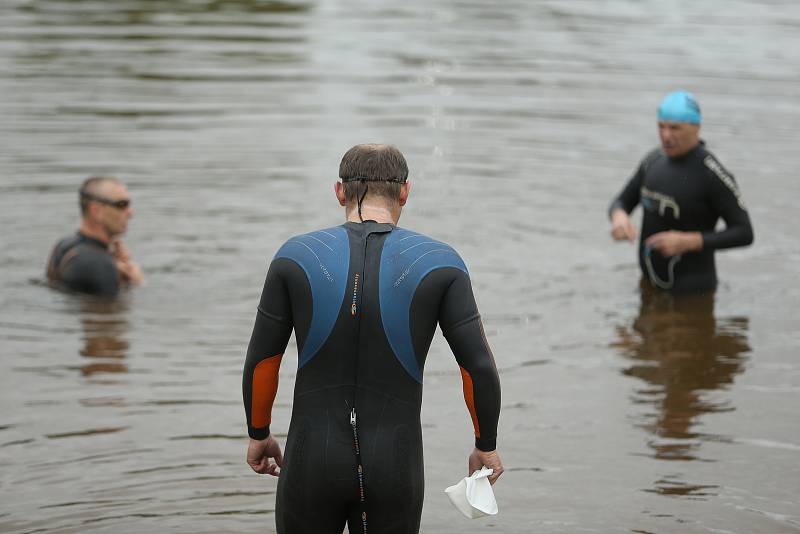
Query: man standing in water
243 144 503 533
47 176 143 297
609 91 754 292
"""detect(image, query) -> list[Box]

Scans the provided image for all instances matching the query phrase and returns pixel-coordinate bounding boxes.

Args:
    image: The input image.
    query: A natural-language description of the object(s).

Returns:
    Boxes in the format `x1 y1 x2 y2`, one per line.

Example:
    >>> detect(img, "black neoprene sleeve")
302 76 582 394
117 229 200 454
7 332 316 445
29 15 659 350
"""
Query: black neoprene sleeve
439 272 501 451
242 261 294 439
701 165 754 251
609 163 644 217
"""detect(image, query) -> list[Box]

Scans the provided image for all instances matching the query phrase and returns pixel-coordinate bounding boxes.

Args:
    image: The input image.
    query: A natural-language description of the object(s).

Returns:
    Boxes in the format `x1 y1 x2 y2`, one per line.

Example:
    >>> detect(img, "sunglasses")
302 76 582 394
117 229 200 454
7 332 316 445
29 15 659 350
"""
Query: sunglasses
81 191 131 210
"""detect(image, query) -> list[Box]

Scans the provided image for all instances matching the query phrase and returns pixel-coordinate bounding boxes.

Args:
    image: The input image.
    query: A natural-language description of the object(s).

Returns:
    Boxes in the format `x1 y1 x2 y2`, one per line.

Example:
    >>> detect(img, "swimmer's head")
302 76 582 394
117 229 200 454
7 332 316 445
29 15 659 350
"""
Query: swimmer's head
336 144 412 223
657 91 702 125
79 176 134 238
336 143 411 209
657 91 702 159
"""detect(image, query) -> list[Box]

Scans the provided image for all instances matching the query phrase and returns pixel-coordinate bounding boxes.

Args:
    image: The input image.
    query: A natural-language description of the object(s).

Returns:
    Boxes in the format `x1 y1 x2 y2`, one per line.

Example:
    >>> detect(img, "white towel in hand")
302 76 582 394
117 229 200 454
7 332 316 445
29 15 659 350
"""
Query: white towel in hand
444 466 498 519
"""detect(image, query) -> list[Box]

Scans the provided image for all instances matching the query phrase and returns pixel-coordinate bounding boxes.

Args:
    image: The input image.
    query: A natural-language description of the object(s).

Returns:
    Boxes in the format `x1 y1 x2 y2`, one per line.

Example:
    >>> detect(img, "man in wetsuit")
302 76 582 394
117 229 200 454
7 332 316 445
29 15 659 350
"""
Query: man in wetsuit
608 91 754 293
243 144 503 534
46 176 143 297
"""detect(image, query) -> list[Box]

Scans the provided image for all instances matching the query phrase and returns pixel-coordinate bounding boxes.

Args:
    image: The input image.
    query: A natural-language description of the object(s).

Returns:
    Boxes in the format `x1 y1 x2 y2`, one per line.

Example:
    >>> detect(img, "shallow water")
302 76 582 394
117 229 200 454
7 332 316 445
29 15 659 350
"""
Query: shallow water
1 1 799 532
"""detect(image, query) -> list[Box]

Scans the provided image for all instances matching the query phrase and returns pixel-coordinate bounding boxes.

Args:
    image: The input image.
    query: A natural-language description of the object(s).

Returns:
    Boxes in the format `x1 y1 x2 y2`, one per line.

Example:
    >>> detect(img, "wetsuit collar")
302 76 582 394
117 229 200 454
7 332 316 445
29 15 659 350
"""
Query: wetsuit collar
344 220 395 235
77 231 111 250
668 139 705 161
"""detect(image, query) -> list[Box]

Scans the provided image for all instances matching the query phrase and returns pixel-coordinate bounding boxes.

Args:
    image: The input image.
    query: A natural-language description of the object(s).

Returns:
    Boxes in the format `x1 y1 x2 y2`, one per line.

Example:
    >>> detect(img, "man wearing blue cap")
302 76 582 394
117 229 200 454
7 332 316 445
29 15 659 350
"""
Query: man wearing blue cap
608 91 754 292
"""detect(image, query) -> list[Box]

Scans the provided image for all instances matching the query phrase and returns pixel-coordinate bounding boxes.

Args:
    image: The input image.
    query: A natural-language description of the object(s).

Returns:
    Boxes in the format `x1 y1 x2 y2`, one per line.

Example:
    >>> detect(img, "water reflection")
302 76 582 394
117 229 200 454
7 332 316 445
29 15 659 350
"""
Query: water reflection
78 299 130 376
612 287 750 465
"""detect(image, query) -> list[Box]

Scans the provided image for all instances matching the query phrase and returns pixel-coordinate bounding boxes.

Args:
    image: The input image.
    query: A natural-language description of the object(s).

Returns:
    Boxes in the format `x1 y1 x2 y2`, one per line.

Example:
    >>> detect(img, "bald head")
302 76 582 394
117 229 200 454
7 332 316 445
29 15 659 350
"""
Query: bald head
79 176 122 216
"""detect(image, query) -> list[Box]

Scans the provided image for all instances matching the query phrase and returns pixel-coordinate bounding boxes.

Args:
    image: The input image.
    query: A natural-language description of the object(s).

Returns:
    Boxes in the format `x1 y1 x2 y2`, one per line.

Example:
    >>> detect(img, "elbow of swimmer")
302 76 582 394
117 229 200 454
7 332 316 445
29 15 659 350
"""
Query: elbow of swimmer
743 225 754 247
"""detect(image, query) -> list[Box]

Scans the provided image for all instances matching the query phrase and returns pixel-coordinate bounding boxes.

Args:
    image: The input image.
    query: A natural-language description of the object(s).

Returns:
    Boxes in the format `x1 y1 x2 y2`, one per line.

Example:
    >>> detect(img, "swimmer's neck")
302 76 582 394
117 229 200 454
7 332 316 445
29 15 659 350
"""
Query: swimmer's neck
345 202 401 225
79 220 114 246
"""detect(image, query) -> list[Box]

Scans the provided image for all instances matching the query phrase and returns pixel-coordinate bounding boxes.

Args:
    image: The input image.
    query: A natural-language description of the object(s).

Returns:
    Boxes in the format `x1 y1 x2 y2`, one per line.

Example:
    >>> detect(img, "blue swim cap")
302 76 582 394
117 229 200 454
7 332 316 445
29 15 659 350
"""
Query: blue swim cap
657 91 702 124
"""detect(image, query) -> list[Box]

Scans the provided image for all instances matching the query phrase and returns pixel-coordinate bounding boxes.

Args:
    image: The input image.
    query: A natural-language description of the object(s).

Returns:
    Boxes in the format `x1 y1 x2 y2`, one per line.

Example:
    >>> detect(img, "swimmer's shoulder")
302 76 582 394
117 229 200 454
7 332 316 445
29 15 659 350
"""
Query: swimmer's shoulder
50 233 114 272
273 225 350 260
384 226 468 276
697 144 734 176
270 225 351 285
640 147 665 172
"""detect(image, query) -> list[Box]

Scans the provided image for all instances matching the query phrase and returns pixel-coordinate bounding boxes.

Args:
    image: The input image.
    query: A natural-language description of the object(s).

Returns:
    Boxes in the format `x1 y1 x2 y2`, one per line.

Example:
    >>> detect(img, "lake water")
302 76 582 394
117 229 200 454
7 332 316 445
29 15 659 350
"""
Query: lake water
0 1 798 532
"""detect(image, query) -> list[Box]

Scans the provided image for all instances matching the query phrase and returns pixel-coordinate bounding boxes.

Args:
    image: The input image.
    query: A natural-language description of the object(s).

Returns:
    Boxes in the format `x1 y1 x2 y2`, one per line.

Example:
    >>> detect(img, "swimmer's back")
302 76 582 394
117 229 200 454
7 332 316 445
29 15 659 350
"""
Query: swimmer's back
245 220 500 533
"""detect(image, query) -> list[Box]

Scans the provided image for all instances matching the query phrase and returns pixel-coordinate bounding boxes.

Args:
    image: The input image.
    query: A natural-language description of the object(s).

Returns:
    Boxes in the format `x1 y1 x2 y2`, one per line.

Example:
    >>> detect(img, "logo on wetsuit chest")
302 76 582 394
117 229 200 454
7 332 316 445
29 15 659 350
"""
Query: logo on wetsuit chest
351 273 360 315
641 186 681 219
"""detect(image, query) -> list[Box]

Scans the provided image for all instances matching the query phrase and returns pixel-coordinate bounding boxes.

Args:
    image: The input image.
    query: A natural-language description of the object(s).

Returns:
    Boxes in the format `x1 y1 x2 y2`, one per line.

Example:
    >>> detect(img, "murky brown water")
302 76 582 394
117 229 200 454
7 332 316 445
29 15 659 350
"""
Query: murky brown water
1 1 799 532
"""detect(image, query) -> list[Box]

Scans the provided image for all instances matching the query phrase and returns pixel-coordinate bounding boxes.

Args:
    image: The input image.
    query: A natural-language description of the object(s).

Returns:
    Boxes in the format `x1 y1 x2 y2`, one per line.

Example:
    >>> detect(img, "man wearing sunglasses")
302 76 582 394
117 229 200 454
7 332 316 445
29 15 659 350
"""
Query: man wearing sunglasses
47 176 143 297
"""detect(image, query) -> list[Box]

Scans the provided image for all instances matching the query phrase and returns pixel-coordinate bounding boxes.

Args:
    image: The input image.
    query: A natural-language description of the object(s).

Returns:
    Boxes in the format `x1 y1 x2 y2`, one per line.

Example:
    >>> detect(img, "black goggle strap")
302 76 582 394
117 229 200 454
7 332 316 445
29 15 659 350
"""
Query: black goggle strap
357 183 368 223
341 176 406 223
340 176 406 183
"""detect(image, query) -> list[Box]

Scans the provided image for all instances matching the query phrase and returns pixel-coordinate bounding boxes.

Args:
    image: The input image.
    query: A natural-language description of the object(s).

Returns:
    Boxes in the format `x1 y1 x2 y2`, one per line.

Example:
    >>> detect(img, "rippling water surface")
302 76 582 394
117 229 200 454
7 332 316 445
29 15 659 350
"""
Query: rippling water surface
1 1 799 532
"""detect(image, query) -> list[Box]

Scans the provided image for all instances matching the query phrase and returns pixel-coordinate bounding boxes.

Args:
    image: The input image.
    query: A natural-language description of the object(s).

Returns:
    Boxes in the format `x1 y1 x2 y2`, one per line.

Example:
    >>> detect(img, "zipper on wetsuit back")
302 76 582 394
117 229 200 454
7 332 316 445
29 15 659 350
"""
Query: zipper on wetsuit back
350 407 367 532
350 230 369 533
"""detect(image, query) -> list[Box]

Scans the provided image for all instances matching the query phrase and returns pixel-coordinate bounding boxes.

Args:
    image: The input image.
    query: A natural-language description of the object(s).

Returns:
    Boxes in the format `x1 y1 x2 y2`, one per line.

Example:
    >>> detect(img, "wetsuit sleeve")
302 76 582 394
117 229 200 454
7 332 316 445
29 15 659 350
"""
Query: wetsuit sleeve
61 251 119 297
609 158 646 217
243 260 294 440
439 271 501 452
701 156 754 251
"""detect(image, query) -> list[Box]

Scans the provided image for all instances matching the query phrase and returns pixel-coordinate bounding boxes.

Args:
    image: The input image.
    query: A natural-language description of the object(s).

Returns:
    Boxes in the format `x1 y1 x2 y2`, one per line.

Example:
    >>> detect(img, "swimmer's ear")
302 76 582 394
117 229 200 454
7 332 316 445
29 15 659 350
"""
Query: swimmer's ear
334 181 347 206
399 180 412 207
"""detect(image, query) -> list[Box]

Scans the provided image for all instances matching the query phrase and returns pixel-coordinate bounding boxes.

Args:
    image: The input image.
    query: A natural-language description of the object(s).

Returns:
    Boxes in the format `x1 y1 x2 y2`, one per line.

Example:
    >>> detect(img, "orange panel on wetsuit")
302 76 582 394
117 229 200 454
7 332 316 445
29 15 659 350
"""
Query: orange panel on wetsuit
459 366 481 438
251 354 282 429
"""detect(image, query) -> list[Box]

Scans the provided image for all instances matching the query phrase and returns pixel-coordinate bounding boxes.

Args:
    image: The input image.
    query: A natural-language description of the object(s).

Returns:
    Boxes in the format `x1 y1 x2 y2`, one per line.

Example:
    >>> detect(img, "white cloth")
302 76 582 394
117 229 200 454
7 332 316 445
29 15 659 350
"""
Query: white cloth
444 467 498 519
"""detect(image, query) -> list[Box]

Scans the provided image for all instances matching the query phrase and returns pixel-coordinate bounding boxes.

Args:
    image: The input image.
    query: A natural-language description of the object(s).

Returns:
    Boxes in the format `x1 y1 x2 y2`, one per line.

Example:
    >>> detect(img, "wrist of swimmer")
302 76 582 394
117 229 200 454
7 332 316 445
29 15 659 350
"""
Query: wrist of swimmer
248 425 271 441
687 231 704 251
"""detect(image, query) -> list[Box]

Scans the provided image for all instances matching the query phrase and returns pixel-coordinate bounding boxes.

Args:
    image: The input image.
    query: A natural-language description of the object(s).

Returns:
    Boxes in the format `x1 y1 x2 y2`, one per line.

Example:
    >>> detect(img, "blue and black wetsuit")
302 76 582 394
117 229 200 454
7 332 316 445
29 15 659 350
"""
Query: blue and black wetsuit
46 232 119 297
243 221 501 534
610 141 754 293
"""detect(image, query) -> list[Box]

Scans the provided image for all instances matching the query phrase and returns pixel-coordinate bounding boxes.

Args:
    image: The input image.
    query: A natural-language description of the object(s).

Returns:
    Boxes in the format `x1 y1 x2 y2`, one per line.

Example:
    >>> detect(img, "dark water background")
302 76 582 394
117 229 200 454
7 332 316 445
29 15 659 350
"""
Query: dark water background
1 1 798 532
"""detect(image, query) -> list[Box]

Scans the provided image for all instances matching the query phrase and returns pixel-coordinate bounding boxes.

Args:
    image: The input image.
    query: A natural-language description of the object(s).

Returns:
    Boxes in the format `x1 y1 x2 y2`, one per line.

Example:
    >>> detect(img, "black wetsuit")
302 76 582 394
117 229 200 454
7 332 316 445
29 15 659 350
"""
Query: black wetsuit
243 221 501 534
46 233 119 297
610 141 754 293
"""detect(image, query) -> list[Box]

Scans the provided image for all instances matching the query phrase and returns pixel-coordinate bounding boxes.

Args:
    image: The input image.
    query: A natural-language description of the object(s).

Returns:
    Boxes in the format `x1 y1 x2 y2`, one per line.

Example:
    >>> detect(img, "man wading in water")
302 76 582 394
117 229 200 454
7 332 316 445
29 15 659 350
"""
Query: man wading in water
242 144 503 533
609 91 753 293
47 176 143 297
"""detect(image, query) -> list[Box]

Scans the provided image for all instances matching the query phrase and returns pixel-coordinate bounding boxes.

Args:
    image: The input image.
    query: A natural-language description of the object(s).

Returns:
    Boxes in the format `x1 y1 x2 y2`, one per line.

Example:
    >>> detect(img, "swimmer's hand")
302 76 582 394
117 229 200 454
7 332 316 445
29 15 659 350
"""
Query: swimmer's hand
111 240 144 285
610 209 637 242
468 448 504 485
645 231 702 257
247 436 283 476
